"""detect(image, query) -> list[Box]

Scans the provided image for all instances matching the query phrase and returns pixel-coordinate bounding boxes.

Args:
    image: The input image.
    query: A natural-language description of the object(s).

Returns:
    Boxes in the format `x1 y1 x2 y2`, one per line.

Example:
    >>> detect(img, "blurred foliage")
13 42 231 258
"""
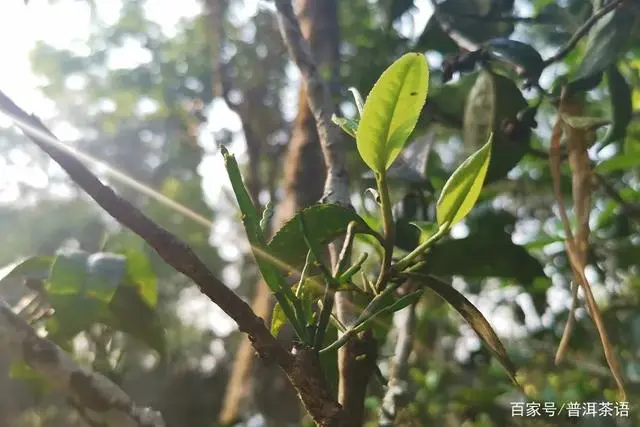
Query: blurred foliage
0 0 639 426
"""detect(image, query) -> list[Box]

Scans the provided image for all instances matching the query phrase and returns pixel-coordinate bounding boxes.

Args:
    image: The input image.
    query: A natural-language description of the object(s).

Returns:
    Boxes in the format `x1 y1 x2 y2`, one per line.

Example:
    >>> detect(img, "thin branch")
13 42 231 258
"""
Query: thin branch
542 0 624 66
0 299 165 427
273 0 350 207
0 91 344 427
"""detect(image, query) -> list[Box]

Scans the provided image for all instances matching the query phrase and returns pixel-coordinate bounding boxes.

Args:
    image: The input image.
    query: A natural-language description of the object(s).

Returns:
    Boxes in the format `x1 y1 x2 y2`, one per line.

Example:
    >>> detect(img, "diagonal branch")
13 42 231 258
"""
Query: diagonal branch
0 90 344 426
0 299 164 427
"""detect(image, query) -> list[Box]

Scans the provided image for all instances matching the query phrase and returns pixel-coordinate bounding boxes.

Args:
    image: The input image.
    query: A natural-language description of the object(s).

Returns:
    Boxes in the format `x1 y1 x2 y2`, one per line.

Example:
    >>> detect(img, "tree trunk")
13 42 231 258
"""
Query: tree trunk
219 0 340 423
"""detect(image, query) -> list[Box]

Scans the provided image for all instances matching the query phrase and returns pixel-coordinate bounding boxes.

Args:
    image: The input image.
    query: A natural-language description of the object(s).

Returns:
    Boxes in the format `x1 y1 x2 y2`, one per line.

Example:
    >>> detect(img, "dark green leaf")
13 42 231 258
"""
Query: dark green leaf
389 0 415 24
603 66 632 145
46 293 109 341
413 273 519 386
484 38 544 80
413 14 458 55
463 70 530 182
107 284 166 357
423 233 546 285
268 204 375 271
427 71 479 128
569 6 636 92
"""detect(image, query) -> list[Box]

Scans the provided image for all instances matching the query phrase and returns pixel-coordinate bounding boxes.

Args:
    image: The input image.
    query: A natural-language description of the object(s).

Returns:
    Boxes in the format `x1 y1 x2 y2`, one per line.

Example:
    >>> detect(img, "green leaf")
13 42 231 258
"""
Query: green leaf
414 274 519 386
348 87 365 116
268 204 375 271
85 253 127 302
118 249 157 308
595 154 640 174
270 302 288 337
423 234 546 285
427 71 479 128
413 14 458 55
484 38 544 80
48 251 89 295
561 114 611 130
569 6 636 92
356 53 429 173
463 70 529 182
48 251 126 303
331 114 358 139
386 289 422 312
107 283 166 357
436 137 492 228
0 256 53 287
603 66 632 145
221 147 287 290
436 0 515 43
46 293 109 341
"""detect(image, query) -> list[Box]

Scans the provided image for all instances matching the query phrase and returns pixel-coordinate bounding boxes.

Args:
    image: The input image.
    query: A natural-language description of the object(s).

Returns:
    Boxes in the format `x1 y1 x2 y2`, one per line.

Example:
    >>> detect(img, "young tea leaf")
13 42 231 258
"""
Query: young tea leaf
348 87 365 116
436 137 492 228
270 302 288 337
413 273 519 386
332 114 358 139
356 53 429 173
268 204 375 271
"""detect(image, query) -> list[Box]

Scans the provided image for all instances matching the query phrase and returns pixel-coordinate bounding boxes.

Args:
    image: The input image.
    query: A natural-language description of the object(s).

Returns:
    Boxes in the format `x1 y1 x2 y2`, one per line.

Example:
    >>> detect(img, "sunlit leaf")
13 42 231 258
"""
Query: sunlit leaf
270 302 288 337
118 249 158 308
356 53 429 173
436 137 492 228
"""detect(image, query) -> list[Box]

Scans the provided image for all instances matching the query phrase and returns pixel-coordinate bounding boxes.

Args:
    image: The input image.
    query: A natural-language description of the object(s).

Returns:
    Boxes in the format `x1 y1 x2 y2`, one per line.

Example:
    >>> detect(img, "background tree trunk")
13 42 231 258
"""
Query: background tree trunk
219 0 340 423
